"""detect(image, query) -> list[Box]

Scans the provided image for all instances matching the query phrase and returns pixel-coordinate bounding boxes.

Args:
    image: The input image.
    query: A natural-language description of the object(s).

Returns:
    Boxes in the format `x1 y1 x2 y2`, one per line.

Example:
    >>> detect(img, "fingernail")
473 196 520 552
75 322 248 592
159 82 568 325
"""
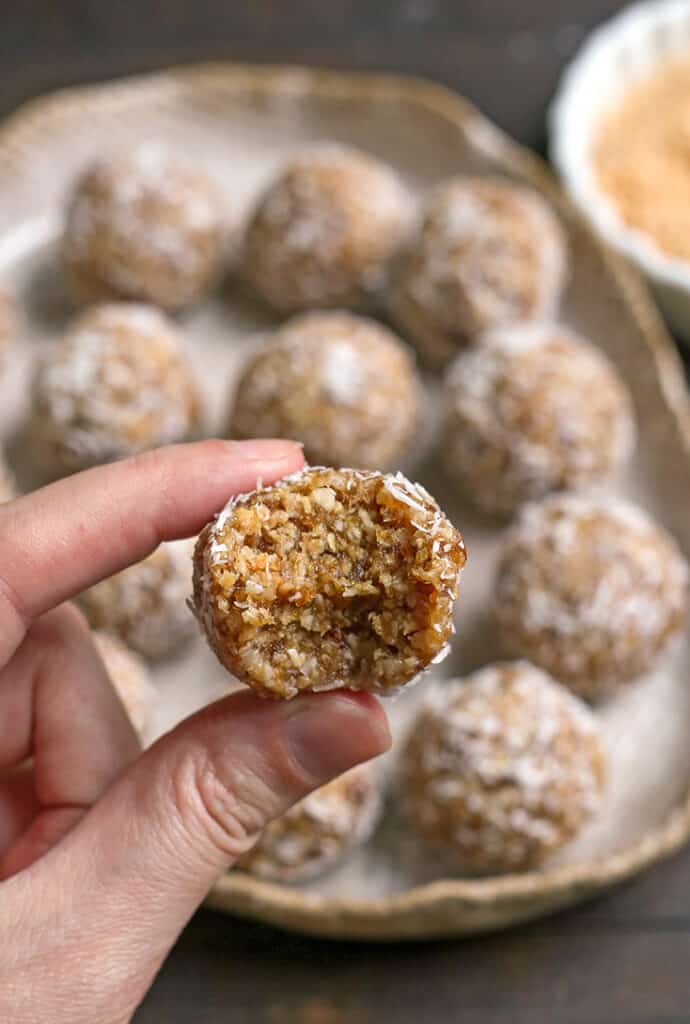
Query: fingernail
284 693 391 784
224 439 305 465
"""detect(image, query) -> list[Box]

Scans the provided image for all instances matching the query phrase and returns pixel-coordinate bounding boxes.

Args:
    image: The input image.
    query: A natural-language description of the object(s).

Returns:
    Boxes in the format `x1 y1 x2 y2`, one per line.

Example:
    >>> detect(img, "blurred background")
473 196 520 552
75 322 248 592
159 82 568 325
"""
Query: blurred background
5 3 690 1022
2 1 626 151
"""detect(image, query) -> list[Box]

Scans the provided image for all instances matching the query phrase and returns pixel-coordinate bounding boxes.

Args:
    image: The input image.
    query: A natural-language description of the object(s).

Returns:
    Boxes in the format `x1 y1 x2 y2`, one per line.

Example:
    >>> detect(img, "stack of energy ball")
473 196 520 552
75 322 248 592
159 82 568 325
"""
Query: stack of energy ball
0 140 688 886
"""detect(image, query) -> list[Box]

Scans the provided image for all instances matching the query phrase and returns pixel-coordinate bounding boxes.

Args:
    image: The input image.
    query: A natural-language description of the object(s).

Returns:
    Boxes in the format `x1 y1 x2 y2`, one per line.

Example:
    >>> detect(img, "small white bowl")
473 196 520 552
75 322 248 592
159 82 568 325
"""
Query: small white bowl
550 0 690 341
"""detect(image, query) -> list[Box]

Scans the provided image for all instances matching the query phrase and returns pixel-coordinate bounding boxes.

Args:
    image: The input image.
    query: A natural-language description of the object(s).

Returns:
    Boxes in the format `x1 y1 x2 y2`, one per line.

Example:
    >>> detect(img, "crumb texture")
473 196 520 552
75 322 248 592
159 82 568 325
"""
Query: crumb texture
29 303 201 473
391 176 567 365
238 764 382 882
401 661 605 873
241 144 412 313
443 322 635 516
193 467 466 698
63 148 223 309
495 494 689 697
230 311 422 470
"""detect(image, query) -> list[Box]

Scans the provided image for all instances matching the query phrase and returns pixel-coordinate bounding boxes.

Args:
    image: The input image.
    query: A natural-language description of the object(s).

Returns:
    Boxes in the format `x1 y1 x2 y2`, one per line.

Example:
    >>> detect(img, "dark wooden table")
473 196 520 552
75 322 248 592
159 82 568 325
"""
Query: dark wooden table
4 2 690 1021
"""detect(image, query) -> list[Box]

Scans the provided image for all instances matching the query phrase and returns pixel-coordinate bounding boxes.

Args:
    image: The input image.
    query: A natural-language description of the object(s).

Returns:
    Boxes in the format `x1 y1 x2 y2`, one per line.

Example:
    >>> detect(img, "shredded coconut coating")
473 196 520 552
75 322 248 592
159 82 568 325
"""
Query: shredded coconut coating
80 538 197 661
238 763 382 882
62 148 224 310
93 630 157 739
29 303 201 475
443 322 636 517
400 661 605 874
229 311 423 470
391 177 568 366
495 495 690 697
240 144 413 314
193 467 466 699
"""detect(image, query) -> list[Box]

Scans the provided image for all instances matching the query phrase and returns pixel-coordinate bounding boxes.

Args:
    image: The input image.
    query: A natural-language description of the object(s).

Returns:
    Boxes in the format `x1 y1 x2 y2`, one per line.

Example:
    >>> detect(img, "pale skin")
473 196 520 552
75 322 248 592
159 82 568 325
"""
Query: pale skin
0 439 391 1024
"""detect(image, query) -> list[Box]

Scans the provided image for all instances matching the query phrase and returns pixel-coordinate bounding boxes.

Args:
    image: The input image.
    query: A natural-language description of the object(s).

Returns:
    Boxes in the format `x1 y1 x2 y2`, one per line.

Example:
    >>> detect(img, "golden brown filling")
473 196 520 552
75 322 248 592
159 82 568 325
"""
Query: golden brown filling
195 468 465 698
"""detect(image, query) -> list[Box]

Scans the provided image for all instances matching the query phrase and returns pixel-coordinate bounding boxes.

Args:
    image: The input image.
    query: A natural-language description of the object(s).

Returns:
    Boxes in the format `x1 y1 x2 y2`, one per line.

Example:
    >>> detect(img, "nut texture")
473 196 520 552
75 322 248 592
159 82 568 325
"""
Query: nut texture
229 311 422 470
401 661 605 873
193 467 466 699
495 495 689 697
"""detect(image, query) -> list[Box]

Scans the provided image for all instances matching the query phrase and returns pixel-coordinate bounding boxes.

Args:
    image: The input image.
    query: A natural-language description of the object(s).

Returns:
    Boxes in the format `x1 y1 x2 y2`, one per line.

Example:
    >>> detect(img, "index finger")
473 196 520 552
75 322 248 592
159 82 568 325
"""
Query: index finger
0 439 303 663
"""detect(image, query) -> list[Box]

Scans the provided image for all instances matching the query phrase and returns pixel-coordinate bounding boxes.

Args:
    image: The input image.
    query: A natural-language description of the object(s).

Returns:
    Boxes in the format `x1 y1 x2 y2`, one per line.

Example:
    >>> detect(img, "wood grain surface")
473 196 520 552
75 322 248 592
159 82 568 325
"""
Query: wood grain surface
3 2 690 1021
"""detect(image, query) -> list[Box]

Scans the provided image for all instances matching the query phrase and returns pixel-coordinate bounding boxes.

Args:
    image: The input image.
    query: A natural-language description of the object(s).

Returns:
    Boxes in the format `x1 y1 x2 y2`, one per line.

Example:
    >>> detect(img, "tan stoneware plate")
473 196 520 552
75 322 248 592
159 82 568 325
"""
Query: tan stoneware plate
1 65 689 941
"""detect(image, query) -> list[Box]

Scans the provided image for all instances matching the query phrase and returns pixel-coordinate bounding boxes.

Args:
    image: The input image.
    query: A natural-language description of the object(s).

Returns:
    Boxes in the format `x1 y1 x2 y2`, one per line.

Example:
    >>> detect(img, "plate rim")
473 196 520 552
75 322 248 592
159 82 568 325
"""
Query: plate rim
3 62 690 939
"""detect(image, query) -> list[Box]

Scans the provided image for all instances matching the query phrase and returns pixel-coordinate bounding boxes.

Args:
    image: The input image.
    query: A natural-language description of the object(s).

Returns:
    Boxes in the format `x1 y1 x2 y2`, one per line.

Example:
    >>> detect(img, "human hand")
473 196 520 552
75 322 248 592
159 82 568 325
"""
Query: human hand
0 439 391 1024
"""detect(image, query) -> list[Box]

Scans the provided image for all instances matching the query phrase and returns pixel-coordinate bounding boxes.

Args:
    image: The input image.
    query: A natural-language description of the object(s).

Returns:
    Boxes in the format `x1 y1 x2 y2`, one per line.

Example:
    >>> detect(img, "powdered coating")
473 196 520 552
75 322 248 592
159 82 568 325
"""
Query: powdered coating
193 467 466 699
443 322 636 517
495 494 689 697
80 538 197 661
238 763 382 882
241 144 413 314
400 661 605 873
391 177 568 366
93 630 157 739
229 311 423 470
62 148 224 310
29 303 201 474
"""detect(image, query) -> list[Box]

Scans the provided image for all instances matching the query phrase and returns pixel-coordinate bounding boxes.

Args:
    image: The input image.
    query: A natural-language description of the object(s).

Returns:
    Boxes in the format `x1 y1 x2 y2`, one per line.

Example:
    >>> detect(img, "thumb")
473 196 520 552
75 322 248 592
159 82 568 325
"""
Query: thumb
21 689 390 1022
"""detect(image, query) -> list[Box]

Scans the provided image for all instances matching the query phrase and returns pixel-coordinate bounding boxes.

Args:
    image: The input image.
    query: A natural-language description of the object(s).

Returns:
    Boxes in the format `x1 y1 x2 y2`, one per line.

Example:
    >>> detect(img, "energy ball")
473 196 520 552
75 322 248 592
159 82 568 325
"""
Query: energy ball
229 311 422 470
93 630 157 740
443 323 635 517
391 177 568 366
238 764 382 883
62 149 223 310
400 661 605 874
495 495 689 698
80 538 197 661
29 303 201 475
241 145 412 314
193 467 466 699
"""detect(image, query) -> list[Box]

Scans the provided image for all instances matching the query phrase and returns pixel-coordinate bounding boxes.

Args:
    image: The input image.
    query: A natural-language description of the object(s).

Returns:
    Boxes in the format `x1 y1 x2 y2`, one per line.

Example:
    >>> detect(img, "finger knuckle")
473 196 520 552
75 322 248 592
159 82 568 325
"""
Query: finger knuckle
171 751 266 861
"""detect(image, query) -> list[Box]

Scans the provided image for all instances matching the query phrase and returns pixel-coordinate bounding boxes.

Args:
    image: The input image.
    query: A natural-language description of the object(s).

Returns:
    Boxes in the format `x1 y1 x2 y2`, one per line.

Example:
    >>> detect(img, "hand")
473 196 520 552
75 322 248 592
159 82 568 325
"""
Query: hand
0 440 391 1024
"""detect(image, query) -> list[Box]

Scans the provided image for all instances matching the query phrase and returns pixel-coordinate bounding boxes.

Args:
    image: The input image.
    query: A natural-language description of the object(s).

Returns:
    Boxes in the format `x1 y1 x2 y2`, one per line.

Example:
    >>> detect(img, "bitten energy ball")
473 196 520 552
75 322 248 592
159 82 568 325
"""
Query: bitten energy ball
495 495 689 698
238 764 382 882
401 661 605 874
62 149 223 310
443 323 635 517
29 303 201 474
391 177 568 365
193 467 466 699
93 631 157 739
229 311 422 470
80 539 197 661
241 145 412 314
